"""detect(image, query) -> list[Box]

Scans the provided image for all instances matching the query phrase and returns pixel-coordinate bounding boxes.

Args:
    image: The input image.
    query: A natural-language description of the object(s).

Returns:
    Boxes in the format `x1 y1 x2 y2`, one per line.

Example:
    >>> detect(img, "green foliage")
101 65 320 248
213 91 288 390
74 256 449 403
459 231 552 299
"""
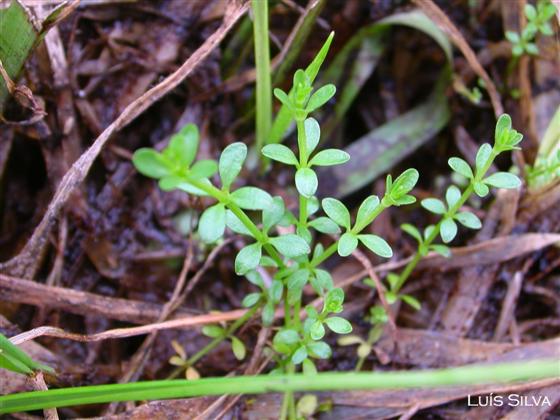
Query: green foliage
506 0 556 57
131 39 419 379
0 333 53 376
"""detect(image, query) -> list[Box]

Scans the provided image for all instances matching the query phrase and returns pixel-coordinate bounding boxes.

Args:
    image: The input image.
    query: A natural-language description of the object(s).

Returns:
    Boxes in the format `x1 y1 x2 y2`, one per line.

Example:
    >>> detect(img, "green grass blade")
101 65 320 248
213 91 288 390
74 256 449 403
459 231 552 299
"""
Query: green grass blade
0 1 38 112
1 359 558 414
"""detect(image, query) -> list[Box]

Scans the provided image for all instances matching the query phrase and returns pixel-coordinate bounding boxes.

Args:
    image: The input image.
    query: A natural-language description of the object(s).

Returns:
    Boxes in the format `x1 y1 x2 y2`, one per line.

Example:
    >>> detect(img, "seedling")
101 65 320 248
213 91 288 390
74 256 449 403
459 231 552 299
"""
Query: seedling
352 114 524 370
506 0 556 57
132 36 419 416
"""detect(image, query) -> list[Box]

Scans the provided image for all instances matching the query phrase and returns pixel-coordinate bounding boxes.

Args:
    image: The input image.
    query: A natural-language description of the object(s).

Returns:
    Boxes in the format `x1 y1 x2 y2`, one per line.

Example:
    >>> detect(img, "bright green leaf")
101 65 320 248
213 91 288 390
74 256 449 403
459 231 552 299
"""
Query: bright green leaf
483 172 521 189
445 185 461 208
308 217 341 234
309 149 350 167
295 168 318 198
269 234 310 258
358 234 393 258
304 118 321 154
475 143 493 175
225 210 253 237
198 203 226 243
261 144 298 166
421 198 446 214
338 232 358 257
132 149 172 179
440 218 458 243
448 157 473 179
167 124 199 168
306 84 336 113
322 198 350 229
234 243 262 275
230 187 273 210
310 321 325 340
219 142 247 189
455 211 482 229
324 316 352 334
307 341 331 359
356 195 380 228
231 336 246 360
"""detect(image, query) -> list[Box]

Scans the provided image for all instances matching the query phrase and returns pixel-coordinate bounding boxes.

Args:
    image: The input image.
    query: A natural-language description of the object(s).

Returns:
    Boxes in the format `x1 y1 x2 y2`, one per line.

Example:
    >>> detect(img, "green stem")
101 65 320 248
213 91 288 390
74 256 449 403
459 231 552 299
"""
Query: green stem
296 118 309 227
167 304 261 379
393 149 498 293
3 360 558 414
310 201 389 269
252 0 272 155
186 177 284 267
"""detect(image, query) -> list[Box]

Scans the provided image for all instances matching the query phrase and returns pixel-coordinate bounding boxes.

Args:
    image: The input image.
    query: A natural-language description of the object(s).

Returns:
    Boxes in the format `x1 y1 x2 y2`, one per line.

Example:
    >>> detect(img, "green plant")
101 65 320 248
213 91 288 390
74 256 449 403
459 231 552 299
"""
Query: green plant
526 105 560 189
251 0 272 158
132 40 419 418
350 114 524 370
0 333 53 375
506 0 556 57
1 359 558 414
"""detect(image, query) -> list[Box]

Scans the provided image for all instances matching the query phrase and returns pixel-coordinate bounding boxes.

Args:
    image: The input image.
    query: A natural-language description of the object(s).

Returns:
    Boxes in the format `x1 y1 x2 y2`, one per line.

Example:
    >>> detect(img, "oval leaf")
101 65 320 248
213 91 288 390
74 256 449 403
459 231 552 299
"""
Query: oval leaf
133 149 172 179
322 198 350 229
198 203 226 243
358 234 393 258
295 168 318 198
235 243 262 275
269 234 310 258
261 144 298 165
309 149 350 167
230 187 273 210
219 142 247 189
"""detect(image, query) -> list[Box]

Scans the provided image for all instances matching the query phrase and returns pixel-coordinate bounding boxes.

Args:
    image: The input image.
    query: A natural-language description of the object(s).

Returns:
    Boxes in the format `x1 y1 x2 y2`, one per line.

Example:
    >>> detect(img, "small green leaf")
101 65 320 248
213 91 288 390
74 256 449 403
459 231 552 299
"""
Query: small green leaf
401 294 422 311
234 243 262 275
307 341 331 359
310 321 326 340
322 198 350 229
231 336 246 360
261 144 298 165
198 203 226 243
309 149 350 167
356 195 380 228
448 157 473 179
242 293 261 307
273 329 300 355
273 88 292 109
245 270 264 288
302 358 317 375
495 114 512 146
445 185 461 208
269 234 310 258
430 244 451 257
483 172 521 189
166 124 199 168
324 316 352 334
524 3 537 20
312 269 334 294
287 269 310 291
385 290 398 304
230 187 273 210
225 210 253 236
304 118 321 154
473 181 490 197
421 198 447 214
324 288 344 314
475 143 493 175
269 279 284 303
295 168 318 198
358 234 393 258
308 217 341 234
159 176 209 196
263 196 286 231
202 325 224 338
440 218 458 243
389 168 419 200
190 159 218 179
262 302 275 326
506 31 520 44
455 211 482 229
306 84 336 113
291 346 308 364
133 149 172 179
338 232 358 257
219 142 247 189
401 223 422 243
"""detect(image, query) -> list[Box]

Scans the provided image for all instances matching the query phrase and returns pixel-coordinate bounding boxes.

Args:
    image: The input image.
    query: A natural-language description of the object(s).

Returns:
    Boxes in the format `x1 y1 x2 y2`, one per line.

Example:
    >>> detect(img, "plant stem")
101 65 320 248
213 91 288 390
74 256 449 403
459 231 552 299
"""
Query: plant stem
4 360 558 413
252 0 272 155
393 149 498 293
296 119 308 227
310 201 389 269
167 304 261 379
186 177 284 268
